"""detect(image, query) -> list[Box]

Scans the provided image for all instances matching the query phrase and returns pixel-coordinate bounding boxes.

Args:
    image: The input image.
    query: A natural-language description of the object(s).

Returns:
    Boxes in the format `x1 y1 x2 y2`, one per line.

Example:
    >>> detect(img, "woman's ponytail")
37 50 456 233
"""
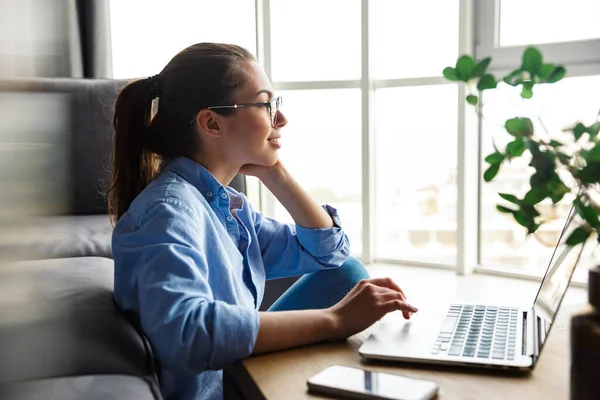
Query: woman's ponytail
108 78 160 224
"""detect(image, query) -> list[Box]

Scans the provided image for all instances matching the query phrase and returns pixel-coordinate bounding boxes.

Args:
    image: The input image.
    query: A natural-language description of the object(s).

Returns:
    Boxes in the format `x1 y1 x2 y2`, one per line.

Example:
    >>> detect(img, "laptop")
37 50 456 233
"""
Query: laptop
359 206 586 371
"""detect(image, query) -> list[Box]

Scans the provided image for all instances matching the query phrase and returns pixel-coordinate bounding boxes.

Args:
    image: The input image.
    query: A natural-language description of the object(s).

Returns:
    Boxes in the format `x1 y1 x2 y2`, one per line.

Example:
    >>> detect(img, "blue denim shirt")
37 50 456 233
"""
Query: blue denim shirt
112 156 350 400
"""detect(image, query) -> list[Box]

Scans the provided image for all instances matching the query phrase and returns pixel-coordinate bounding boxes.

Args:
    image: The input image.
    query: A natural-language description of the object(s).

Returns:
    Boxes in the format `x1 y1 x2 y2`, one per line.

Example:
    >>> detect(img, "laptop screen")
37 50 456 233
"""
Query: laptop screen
532 205 587 359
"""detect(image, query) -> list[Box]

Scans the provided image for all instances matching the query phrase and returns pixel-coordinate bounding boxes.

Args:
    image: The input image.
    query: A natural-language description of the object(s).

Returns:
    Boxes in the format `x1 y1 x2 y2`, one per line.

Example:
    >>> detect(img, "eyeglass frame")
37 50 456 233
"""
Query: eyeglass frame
191 96 283 128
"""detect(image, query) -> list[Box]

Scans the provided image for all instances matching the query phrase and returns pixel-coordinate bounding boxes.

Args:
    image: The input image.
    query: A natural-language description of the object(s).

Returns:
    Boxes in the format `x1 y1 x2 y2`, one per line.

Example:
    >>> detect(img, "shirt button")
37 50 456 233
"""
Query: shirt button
226 216 234 222
206 191 212 197
221 193 228 199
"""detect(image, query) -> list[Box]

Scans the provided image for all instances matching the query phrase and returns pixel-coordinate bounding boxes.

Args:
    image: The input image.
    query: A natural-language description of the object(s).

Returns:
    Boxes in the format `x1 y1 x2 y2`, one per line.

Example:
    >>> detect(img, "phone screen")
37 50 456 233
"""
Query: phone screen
307 365 438 400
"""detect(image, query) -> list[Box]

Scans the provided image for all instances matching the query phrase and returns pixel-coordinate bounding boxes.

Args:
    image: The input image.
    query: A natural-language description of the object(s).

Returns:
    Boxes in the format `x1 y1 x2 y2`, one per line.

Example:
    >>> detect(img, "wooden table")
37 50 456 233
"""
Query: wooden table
229 304 586 400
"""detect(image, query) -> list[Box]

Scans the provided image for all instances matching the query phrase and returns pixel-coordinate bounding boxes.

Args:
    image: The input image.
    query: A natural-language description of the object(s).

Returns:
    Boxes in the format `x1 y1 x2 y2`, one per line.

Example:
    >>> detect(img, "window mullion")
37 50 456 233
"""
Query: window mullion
456 0 479 275
361 0 374 264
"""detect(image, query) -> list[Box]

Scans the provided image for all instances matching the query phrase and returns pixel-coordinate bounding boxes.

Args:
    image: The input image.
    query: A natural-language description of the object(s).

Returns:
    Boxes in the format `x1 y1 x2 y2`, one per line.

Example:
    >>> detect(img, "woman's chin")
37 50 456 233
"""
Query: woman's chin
259 153 279 167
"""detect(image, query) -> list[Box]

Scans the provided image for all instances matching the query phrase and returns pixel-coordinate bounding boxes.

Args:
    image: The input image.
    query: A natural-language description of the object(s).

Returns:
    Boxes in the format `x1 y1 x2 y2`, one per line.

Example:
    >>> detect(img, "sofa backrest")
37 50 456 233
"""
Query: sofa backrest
0 78 246 215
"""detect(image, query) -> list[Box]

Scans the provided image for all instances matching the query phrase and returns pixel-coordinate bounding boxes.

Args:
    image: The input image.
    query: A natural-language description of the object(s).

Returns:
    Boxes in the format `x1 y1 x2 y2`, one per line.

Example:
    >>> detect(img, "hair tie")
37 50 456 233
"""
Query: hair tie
147 74 161 98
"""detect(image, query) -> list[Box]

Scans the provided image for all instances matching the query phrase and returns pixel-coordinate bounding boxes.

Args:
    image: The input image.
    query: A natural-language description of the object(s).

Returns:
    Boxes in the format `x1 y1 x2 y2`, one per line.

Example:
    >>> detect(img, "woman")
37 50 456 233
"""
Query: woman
109 42 418 400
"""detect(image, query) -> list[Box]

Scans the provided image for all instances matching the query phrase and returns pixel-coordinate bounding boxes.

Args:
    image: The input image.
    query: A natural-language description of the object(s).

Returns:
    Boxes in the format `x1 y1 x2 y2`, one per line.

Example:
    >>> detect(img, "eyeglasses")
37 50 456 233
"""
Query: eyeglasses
207 96 283 128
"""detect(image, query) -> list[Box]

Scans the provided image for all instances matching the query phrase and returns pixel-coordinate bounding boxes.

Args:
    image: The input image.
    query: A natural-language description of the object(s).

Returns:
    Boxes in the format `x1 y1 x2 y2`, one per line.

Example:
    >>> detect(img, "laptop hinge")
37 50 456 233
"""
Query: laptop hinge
521 311 527 356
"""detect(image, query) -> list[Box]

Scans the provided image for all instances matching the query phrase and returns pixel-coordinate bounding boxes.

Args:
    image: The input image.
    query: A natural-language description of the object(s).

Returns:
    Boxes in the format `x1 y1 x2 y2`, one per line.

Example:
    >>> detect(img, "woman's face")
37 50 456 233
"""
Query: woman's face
218 61 287 167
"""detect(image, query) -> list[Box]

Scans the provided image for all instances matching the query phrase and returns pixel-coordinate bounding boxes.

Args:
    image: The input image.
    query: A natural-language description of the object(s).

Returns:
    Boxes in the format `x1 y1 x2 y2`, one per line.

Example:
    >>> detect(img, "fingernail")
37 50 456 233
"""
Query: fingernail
411 307 418 312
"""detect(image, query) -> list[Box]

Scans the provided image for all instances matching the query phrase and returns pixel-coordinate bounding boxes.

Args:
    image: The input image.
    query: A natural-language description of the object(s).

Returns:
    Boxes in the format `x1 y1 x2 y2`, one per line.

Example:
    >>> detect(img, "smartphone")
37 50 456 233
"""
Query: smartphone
307 365 438 400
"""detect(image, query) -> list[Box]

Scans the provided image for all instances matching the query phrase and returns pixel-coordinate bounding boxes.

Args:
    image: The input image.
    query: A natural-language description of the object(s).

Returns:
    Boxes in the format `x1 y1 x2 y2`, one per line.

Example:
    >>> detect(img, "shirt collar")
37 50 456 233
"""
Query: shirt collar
166 156 243 210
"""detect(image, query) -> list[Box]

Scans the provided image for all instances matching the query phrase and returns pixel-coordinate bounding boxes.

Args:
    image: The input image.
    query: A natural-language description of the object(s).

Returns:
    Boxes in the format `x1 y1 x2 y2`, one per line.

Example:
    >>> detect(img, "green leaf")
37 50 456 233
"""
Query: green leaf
473 57 492 77
443 67 460 81
522 47 543 74
529 151 556 185
519 204 542 233
566 226 591 246
538 63 556 80
567 123 588 140
557 153 572 164
521 81 534 99
546 66 566 83
484 164 500 182
574 197 600 228
466 94 479 105
587 145 600 162
547 178 570 204
589 122 600 139
505 117 534 137
549 140 564 148
528 223 542 234
524 186 548 205
566 122 600 140
505 138 527 157
513 209 529 229
503 69 523 86
477 74 498 91
455 55 476 81
521 203 541 218
577 162 600 184
512 208 540 233
527 139 542 156
549 191 567 204
497 205 516 214
529 172 550 187
499 193 520 204
485 152 505 165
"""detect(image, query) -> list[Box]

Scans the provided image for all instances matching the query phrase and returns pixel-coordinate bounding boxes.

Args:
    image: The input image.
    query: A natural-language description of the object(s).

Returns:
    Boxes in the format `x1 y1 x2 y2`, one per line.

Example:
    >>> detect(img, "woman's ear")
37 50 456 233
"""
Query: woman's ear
195 109 222 138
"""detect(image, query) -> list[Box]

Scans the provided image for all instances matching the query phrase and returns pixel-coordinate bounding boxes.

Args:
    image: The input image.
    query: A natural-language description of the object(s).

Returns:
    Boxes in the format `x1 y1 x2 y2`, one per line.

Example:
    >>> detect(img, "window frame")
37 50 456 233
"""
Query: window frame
475 1 600 69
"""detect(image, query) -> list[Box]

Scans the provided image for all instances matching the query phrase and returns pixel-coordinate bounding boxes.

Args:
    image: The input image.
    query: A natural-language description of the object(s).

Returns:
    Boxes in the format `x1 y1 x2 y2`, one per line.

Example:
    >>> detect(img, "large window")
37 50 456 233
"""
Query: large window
108 1 600 281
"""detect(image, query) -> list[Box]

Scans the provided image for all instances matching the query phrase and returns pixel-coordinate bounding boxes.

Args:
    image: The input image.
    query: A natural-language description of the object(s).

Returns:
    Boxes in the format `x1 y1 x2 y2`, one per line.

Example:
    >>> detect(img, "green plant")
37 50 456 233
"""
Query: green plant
443 47 600 246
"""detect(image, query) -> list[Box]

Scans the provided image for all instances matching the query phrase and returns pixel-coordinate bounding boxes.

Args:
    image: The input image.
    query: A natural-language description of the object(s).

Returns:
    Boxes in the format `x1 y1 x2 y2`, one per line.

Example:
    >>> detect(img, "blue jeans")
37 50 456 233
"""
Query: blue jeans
267 256 370 311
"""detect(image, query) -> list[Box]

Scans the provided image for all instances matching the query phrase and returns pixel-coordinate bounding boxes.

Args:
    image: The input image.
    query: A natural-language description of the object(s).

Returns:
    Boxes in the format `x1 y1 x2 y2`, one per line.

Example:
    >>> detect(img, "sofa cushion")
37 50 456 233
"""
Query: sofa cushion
0 78 128 215
0 375 161 400
0 257 153 383
0 375 160 400
4 215 113 260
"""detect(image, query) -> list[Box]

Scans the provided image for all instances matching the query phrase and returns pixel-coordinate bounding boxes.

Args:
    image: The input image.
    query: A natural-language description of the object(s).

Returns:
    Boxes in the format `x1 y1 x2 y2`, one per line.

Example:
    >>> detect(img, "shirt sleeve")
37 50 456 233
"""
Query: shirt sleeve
118 200 259 373
252 203 351 280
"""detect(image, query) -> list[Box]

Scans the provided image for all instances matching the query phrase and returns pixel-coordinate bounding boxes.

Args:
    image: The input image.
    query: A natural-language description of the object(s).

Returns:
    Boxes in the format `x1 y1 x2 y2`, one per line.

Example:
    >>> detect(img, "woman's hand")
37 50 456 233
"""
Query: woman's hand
239 161 286 183
240 161 333 229
327 277 418 340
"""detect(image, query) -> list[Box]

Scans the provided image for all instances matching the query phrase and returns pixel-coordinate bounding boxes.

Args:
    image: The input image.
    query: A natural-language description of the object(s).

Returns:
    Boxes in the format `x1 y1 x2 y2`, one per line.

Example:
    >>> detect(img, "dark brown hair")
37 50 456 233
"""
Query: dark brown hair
108 43 255 224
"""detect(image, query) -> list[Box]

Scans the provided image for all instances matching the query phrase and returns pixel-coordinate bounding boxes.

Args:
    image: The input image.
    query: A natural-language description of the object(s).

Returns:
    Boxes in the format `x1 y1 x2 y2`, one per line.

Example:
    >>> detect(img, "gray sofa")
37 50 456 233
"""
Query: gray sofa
0 78 296 399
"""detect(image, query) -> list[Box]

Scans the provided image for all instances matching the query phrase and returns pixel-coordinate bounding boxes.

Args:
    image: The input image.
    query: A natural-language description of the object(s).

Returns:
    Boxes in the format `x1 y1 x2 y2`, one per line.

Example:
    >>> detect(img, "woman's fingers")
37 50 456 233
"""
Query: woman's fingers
382 299 419 314
377 291 408 303
364 277 407 300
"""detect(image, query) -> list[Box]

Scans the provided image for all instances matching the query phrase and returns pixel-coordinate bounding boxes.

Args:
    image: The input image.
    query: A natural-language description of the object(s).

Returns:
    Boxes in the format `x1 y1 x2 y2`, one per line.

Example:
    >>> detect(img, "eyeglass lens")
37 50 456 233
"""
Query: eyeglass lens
271 97 282 127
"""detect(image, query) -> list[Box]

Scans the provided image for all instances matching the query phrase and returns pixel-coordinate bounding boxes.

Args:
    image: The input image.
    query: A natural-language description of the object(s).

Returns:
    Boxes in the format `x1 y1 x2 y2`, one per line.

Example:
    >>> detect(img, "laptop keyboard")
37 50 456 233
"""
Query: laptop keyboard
431 304 519 360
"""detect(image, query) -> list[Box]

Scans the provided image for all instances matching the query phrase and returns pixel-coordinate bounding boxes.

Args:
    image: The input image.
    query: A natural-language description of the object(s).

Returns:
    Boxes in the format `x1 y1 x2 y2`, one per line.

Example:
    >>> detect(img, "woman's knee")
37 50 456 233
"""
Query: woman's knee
337 256 370 285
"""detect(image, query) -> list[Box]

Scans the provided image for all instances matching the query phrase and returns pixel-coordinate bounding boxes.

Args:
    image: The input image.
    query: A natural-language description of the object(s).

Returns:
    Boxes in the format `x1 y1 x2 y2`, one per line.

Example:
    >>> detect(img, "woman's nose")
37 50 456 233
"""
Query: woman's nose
275 110 287 128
